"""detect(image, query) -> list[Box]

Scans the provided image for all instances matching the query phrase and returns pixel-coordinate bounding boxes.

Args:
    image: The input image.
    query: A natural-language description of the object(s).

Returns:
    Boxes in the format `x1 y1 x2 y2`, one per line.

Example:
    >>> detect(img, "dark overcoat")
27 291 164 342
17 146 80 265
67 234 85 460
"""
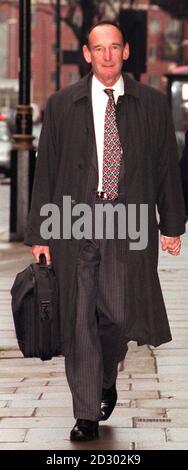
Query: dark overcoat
25 72 186 354
180 130 188 216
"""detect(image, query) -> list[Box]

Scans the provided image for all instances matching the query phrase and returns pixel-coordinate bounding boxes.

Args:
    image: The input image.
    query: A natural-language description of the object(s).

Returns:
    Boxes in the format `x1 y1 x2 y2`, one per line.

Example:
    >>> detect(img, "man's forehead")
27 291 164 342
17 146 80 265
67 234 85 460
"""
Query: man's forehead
89 25 123 44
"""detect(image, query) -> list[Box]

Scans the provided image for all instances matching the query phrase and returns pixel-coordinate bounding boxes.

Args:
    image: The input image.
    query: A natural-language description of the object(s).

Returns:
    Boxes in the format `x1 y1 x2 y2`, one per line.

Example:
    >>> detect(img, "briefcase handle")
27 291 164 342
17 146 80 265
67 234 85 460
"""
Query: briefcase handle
39 253 47 265
39 253 52 269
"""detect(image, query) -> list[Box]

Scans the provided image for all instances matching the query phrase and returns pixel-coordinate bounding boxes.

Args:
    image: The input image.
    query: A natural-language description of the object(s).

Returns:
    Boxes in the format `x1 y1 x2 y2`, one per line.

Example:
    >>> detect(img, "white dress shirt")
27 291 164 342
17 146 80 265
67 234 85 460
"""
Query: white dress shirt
91 74 124 192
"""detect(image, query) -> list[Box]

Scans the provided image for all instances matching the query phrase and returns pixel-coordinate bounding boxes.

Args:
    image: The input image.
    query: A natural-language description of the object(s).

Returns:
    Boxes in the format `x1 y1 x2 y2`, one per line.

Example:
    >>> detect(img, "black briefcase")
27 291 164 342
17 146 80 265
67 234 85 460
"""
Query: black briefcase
11 254 61 361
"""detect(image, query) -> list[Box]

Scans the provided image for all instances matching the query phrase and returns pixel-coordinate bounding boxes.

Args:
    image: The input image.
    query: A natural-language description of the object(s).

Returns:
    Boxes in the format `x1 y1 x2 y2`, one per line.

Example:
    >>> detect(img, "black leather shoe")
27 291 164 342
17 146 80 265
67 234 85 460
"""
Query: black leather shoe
100 382 117 421
70 419 99 441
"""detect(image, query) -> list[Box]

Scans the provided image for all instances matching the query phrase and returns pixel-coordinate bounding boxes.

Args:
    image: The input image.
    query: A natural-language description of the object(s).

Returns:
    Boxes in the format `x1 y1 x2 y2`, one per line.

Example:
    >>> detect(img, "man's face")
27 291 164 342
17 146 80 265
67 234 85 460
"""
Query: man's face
83 25 129 86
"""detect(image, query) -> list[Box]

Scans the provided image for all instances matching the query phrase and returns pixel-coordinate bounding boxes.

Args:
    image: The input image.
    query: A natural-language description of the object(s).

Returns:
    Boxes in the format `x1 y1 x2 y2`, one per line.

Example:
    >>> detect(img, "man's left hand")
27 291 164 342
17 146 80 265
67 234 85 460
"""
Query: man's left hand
160 235 181 256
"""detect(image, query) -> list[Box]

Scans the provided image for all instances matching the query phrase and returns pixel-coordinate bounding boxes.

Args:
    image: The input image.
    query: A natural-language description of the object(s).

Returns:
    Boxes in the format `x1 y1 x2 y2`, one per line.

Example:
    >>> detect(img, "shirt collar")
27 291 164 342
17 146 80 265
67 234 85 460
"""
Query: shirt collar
92 74 124 97
72 71 139 102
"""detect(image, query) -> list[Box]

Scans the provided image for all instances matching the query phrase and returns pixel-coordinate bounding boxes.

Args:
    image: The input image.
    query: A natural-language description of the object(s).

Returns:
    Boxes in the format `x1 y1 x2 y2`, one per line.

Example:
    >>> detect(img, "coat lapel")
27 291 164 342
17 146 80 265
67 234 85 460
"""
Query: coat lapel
72 72 98 173
86 97 98 173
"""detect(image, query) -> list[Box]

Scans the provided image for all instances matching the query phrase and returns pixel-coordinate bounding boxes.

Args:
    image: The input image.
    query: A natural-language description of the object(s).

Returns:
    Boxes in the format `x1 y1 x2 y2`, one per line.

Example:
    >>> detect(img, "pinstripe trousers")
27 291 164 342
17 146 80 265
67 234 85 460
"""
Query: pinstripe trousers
65 208 128 421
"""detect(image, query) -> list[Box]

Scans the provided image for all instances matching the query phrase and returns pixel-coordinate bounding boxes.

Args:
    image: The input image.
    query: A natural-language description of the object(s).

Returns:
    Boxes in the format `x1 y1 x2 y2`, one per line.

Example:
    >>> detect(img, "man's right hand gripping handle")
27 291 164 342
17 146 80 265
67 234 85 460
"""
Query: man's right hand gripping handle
31 246 51 265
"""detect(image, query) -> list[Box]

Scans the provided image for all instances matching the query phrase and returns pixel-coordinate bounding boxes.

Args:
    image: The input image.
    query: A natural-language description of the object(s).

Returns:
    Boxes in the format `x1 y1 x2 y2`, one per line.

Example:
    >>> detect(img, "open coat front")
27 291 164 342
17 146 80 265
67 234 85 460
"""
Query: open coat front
25 73 185 355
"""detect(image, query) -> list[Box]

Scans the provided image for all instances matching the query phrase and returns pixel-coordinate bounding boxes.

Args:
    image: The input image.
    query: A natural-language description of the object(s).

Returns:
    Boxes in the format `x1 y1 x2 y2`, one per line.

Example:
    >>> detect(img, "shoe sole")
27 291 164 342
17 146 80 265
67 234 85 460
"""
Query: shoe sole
70 433 99 442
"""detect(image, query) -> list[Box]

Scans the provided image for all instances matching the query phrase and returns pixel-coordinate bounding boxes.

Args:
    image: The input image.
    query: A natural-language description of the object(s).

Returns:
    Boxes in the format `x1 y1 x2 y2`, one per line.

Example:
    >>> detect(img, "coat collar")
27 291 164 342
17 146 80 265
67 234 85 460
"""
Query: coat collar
72 71 140 102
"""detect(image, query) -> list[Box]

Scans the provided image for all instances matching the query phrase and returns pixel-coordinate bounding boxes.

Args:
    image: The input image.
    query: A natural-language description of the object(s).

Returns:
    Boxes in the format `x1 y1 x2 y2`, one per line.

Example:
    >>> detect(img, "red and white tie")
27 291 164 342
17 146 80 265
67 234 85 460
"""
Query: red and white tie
102 88 122 200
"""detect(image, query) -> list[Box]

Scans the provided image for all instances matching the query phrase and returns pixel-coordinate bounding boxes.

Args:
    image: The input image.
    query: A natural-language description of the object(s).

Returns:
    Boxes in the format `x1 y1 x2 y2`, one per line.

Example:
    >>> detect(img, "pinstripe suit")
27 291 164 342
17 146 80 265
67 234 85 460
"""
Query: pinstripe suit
65 141 128 420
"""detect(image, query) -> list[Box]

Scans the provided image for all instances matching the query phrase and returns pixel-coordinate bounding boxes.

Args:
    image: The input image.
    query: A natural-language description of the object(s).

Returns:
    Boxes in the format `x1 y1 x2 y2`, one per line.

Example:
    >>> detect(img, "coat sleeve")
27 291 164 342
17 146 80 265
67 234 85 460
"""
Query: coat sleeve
180 130 188 216
156 96 186 237
24 96 57 246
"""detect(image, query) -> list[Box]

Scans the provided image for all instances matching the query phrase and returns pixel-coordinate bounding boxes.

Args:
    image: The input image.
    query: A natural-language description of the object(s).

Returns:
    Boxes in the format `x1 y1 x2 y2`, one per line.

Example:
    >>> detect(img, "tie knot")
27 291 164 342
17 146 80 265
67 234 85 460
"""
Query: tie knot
104 88 114 99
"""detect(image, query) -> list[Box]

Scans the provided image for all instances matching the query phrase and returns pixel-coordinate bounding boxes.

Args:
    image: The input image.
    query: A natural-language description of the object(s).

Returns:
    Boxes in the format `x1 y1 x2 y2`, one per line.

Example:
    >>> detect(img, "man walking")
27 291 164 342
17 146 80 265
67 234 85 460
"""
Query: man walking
25 21 185 441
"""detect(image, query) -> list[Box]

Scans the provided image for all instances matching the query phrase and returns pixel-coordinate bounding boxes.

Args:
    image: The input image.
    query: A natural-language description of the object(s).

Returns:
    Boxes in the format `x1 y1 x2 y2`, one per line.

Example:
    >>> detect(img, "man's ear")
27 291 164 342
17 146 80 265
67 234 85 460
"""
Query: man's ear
123 43 130 61
82 45 92 63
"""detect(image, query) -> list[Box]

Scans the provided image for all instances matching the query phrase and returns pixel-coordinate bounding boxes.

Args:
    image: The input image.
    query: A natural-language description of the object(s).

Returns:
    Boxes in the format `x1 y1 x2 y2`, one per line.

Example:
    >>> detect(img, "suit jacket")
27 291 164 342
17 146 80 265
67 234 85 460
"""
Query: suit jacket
25 72 186 354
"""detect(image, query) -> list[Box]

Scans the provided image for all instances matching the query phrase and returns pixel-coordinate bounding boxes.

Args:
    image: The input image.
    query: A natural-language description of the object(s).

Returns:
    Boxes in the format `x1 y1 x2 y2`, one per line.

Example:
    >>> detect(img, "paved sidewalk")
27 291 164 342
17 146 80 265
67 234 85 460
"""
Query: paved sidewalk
0 221 188 449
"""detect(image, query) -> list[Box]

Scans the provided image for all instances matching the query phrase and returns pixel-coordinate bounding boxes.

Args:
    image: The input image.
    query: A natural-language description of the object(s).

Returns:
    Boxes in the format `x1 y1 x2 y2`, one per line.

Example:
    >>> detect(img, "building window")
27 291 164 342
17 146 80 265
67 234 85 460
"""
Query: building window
73 13 82 27
167 18 181 34
70 43 78 51
149 74 159 89
68 71 79 85
0 18 8 78
31 5 37 27
149 46 157 62
149 18 160 34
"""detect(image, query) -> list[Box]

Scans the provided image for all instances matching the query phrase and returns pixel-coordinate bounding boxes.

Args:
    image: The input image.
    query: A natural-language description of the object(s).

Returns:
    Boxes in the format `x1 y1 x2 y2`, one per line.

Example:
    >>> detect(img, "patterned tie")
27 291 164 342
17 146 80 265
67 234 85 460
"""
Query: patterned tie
102 88 122 199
